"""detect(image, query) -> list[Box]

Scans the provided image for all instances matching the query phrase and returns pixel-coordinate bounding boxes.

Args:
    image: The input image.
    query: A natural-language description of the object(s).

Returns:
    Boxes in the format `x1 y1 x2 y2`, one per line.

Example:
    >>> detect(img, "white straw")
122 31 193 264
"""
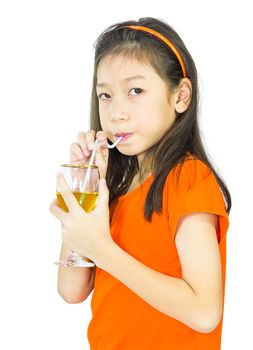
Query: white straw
106 136 123 148
80 136 123 202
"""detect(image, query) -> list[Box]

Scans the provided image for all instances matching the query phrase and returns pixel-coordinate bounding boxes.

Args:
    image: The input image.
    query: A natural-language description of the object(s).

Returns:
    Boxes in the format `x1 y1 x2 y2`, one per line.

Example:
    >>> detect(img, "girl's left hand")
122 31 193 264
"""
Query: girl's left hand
49 173 114 266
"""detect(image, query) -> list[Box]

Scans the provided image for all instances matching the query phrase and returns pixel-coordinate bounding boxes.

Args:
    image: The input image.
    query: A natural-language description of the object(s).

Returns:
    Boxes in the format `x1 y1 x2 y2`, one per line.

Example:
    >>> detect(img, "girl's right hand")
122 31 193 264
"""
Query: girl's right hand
69 130 109 180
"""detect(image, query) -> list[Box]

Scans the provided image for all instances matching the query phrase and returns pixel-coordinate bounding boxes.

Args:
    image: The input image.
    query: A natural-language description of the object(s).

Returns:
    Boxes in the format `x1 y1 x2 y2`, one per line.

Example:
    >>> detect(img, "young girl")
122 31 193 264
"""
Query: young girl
50 17 231 350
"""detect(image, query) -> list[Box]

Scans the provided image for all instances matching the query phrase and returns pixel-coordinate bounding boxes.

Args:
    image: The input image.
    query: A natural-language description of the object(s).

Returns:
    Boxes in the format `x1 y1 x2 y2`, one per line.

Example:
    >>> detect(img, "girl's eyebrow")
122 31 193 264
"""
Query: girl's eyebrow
96 75 146 88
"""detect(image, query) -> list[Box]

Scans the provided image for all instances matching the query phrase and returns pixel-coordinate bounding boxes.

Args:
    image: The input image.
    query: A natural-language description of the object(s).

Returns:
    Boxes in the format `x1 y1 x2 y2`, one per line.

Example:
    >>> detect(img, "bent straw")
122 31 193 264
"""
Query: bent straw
106 137 123 149
79 136 123 206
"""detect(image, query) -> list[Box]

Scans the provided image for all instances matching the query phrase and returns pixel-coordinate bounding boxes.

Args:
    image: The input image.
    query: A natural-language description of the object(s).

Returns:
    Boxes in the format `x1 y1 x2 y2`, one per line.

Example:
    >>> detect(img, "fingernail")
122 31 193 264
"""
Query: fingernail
88 143 93 150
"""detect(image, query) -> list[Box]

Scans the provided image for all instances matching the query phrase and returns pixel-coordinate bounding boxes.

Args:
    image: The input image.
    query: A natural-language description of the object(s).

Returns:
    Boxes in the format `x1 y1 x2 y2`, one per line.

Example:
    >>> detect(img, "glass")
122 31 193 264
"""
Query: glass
54 163 99 267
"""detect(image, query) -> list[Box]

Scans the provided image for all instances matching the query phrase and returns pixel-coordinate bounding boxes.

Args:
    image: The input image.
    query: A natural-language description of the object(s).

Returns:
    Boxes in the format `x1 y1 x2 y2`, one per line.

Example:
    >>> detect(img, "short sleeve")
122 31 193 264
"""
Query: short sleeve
166 159 229 244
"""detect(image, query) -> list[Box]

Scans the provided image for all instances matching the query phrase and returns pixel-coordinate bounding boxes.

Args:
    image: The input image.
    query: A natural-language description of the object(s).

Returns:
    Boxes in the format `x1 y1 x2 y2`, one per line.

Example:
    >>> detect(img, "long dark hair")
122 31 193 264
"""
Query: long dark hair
89 17 232 221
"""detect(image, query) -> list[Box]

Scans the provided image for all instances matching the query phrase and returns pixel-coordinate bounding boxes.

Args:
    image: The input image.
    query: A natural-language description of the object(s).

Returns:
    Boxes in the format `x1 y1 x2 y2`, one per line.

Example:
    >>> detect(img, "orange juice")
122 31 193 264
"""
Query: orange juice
56 191 98 213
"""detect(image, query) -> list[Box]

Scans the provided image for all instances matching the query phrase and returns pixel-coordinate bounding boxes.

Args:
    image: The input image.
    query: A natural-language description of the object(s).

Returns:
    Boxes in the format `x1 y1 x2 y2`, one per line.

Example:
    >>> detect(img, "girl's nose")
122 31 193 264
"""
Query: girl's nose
110 113 129 121
109 97 129 121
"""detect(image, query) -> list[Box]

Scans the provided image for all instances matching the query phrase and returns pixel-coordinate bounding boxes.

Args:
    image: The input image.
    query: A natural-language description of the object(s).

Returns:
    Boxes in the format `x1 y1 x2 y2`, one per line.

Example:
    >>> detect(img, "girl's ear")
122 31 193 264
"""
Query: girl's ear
174 78 192 113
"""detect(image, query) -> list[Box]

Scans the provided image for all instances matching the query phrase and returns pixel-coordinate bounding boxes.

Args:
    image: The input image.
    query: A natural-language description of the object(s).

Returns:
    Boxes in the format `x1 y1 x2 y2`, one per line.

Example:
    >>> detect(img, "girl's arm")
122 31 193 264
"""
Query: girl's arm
57 243 96 303
96 212 221 333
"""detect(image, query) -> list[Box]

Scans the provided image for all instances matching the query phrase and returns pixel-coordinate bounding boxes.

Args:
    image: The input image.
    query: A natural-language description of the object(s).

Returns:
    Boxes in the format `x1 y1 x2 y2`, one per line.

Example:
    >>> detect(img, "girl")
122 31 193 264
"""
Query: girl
50 17 231 350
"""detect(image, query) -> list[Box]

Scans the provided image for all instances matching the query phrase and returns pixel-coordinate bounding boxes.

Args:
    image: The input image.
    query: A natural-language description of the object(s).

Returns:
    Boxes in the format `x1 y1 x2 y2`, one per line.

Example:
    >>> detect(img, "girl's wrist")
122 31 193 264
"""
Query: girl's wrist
94 236 117 268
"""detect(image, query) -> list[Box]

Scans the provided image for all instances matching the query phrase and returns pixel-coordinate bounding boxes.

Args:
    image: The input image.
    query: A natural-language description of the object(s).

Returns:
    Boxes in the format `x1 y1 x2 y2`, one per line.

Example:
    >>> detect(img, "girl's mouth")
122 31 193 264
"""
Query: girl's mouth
116 133 133 142
121 134 133 142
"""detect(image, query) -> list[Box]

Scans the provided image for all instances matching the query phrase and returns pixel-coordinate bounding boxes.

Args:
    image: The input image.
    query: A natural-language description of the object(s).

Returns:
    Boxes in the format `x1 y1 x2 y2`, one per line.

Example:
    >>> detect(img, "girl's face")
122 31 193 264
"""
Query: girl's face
96 54 177 165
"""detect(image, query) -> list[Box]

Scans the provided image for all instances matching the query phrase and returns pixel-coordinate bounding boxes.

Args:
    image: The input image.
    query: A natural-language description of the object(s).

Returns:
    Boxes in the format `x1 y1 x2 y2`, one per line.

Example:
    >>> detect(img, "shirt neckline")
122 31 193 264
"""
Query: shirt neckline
117 155 196 202
118 174 154 201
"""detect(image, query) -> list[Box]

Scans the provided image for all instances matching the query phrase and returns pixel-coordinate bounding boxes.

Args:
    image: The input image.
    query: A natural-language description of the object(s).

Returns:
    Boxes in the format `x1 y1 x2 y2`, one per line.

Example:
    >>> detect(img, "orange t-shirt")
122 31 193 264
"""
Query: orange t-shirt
87 157 229 350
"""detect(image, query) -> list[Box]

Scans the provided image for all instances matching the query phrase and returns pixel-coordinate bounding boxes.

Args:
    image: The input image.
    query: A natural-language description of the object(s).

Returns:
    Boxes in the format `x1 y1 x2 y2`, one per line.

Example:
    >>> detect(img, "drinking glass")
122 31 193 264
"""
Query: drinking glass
54 163 99 267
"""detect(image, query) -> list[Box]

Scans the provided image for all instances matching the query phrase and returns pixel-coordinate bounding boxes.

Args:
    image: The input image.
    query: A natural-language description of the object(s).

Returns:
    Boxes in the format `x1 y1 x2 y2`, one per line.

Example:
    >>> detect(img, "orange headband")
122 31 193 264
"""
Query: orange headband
121 25 187 78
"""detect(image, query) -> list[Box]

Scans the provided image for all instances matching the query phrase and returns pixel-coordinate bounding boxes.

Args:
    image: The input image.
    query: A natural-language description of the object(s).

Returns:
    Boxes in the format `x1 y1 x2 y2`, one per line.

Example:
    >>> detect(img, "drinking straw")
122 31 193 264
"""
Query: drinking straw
79 136 123 206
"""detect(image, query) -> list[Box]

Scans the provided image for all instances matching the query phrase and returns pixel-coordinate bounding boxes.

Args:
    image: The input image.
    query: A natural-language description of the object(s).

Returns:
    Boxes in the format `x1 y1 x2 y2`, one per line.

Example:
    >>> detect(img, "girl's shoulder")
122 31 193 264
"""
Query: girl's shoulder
168 154 213 190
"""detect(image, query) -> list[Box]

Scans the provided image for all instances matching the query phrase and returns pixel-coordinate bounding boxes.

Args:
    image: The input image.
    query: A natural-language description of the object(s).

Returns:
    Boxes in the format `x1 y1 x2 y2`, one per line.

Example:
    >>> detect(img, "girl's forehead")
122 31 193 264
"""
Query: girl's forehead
97 54 155 80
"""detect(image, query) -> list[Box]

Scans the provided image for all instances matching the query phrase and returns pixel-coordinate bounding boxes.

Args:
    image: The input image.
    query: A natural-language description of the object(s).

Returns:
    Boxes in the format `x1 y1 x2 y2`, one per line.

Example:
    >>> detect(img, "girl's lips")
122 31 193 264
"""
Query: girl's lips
115 133 133 142
115 132 132 136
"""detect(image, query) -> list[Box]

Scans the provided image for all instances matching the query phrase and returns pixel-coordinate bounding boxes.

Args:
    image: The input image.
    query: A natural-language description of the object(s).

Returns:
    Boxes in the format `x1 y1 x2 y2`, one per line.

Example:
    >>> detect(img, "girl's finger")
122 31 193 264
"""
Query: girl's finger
99 140 109 161
49 199 68 222
69 143 85 162
96 131 109 157
56 173 80 213
95 143 108 179
77 130 95 155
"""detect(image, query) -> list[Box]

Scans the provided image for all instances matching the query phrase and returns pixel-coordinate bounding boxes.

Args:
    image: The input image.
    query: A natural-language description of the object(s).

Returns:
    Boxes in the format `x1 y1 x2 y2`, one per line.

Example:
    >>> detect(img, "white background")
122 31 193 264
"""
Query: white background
0 0 252 349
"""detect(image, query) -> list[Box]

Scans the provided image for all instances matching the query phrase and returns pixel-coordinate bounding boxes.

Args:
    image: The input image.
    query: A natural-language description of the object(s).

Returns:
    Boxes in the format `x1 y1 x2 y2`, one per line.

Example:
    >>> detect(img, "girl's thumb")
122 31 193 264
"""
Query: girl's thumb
96 178 109 209
95 142 107 179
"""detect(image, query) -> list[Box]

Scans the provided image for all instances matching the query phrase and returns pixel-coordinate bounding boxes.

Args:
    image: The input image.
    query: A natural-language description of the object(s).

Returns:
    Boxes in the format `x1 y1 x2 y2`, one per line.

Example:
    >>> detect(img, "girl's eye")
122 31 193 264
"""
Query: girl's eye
129 88 143 95
98 93 110 100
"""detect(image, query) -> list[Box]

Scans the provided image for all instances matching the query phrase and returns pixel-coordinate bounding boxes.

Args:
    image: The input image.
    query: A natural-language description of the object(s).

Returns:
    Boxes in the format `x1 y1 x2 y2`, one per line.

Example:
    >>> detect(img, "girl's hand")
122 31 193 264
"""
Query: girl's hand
49 172 114 266
70 130 109 179
49 129 113 266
